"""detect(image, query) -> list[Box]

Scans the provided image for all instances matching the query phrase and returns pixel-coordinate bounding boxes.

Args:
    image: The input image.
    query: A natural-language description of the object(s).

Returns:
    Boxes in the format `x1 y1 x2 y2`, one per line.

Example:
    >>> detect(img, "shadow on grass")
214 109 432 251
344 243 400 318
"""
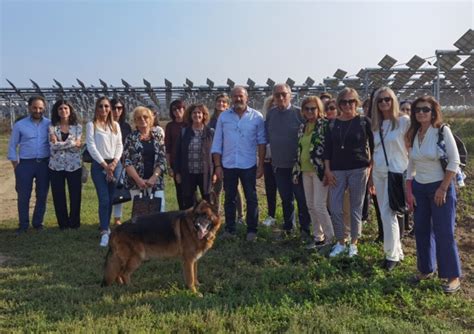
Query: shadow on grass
0 223 472 331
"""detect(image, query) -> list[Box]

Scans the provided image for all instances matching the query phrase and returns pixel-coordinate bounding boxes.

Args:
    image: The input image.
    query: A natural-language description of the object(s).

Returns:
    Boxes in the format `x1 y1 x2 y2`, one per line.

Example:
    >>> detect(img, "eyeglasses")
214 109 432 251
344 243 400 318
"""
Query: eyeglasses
99 104 110 109
339 99 357 106
326 106 337 111
304 107 317 112
113 106 123 111
274 92 289 98
414 107 432 114
377 97 392 104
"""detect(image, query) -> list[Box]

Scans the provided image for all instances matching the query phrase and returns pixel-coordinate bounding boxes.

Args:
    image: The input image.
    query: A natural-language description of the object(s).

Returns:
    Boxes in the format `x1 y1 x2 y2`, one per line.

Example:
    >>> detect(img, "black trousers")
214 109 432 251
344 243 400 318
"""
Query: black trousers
183 173 208 209
50 168 82 229
263 161 277 218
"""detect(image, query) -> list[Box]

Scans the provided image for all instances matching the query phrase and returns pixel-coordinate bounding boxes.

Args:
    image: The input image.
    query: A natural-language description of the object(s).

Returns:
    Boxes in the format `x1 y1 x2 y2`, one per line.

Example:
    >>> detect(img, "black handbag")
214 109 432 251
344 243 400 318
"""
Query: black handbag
132 189 162 218
112 168 131 205
82 145 93 163
379 127 408 215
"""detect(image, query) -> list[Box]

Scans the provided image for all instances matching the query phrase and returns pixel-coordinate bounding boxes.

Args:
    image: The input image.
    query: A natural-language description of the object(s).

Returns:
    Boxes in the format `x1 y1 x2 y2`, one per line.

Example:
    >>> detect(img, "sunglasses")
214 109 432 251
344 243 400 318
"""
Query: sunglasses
339 99 357 106
326 106 337 111
99 104 110 109
414 107 432 114
113 106 123 110
377 97 392 104
304 106 317 112
274 92 289 98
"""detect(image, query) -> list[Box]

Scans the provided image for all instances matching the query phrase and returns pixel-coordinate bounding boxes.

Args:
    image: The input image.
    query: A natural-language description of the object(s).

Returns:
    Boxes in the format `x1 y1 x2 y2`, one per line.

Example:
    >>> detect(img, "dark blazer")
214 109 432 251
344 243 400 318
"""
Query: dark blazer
173 126 214 197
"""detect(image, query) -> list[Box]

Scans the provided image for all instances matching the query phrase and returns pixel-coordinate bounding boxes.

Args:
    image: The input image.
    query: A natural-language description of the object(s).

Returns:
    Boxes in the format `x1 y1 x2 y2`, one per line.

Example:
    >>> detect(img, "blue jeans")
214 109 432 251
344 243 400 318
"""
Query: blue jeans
223 166 258 233
91 161 120 232
15 159 50 230
274 167 310 234
412 180 461 278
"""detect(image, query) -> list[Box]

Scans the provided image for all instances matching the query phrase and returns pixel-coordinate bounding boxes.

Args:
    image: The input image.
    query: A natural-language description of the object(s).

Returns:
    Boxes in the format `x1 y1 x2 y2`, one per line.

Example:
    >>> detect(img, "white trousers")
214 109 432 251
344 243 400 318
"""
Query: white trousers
302 171 334 242
372 169 404 261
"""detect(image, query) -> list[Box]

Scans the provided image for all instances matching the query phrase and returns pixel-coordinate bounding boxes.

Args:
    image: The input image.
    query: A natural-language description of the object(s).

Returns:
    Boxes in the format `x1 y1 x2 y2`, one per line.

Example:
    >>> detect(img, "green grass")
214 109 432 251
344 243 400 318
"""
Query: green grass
1 129 473 333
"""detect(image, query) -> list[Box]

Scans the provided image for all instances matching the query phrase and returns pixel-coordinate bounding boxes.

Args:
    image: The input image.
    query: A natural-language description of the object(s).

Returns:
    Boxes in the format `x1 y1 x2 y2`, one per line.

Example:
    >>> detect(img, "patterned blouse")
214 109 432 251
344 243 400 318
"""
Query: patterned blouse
123 127 167 191
188 129 204 174
48 124 82 172
292 117 328 182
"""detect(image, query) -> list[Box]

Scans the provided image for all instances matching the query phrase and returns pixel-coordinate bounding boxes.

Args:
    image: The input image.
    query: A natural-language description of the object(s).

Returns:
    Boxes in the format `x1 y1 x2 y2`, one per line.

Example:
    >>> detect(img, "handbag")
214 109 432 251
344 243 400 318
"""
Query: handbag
82 146 93 163
131 189 162 218
112 168 131 205
81 164 89 183
379 127 408 215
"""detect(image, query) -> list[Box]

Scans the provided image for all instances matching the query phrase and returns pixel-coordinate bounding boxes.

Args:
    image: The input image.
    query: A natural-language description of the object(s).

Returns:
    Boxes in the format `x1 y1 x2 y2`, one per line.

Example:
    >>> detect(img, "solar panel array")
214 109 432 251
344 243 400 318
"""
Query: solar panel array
1 29 473 123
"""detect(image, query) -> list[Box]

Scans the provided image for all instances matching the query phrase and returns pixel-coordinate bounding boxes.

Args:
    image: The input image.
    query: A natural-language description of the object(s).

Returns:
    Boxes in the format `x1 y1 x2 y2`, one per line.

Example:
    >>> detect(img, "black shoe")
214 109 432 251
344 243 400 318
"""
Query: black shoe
384 259 399 271
34 225 44 232
15 228 27 236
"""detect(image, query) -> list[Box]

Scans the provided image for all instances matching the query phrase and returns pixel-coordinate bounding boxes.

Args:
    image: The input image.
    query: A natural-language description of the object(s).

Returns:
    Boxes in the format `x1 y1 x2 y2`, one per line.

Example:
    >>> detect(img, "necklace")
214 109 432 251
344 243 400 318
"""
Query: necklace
338 117 355 149
418 126 429 146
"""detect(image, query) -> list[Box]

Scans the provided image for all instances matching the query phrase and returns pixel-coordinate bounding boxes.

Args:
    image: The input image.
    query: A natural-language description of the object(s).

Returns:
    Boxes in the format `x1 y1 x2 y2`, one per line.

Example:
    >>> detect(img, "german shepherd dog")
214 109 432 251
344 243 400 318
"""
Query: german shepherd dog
101 200 221 293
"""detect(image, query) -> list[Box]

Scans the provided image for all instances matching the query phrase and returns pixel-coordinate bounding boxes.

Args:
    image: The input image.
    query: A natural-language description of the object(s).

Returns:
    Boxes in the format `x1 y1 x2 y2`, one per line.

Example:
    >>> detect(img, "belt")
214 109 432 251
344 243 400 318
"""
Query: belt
20 158 49 163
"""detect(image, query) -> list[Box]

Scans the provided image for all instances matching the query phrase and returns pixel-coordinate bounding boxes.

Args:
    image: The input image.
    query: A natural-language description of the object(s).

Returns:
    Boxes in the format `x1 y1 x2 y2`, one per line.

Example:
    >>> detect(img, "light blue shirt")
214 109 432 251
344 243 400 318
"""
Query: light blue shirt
7 116 51 161
211 107 266 169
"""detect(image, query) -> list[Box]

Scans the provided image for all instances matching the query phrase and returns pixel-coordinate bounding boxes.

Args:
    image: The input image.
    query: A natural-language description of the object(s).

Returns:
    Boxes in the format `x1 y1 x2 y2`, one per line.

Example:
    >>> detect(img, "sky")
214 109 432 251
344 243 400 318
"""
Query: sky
0 0 473 89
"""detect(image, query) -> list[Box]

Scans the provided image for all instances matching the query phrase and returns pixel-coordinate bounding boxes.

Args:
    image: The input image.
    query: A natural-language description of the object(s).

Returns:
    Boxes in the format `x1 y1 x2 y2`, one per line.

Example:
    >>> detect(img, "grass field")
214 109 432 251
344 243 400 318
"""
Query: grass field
0 119 473 333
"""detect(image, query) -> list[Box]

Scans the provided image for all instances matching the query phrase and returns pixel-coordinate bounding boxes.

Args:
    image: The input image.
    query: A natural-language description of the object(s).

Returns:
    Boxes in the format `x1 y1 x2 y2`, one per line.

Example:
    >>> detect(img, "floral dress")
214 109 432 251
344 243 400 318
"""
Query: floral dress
123 127 167 191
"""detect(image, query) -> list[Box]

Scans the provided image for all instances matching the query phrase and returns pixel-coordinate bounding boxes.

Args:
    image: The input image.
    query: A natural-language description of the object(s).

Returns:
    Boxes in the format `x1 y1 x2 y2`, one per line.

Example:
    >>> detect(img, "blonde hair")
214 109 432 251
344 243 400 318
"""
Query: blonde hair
336 88 361 114
300 96 325 120
370 87 400 132
93 96 118 134
132 106 155 129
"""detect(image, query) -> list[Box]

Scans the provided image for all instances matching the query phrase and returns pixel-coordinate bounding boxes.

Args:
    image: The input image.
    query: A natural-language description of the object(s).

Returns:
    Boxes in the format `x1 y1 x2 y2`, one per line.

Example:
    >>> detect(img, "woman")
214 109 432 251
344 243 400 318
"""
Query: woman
370 87 410 271
174 104 214 209
293 96 334 248
399 100 412 116
165 100 187 210
324 88 374 257
405 95 461 293
123 106 166 212
324 99 338 121
86 97 123 247
48 99 82 229
110 97 132 225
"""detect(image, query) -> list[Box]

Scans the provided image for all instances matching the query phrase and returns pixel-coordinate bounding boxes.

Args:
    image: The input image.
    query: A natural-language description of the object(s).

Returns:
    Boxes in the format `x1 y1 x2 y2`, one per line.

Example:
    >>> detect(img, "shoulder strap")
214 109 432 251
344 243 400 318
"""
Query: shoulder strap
438 124 446 144
379 126 389 167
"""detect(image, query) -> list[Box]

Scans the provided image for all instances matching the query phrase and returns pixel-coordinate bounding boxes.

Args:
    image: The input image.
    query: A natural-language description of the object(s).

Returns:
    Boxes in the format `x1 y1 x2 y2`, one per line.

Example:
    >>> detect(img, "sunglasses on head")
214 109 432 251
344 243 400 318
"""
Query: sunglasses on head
377 97 392 104
339 99 356 106
414 107 432 114
304 106 317 112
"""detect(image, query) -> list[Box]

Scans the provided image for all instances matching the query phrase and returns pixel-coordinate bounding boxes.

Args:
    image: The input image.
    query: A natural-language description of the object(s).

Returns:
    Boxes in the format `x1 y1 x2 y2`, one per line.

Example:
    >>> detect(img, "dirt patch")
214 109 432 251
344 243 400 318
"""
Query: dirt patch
0 159 18 221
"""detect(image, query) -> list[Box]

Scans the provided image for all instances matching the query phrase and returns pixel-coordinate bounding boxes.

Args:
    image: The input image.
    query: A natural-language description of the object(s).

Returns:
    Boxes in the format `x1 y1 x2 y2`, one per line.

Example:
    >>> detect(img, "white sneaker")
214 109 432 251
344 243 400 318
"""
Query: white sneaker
100 233 109 247
348 244 358 258
329 243 347 257
263 216 276 226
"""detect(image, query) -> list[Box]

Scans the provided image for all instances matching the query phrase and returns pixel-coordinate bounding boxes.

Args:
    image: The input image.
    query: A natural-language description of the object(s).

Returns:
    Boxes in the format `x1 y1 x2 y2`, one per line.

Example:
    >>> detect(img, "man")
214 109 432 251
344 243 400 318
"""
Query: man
7 96 51 234
265 83 311 240
211 86 266 242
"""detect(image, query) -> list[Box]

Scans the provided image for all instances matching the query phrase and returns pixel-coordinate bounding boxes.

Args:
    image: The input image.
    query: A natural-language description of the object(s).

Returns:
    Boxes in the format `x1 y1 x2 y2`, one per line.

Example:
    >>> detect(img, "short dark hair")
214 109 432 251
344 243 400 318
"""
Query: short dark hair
28 95 46 106
51 99 78 125
169 99 186 121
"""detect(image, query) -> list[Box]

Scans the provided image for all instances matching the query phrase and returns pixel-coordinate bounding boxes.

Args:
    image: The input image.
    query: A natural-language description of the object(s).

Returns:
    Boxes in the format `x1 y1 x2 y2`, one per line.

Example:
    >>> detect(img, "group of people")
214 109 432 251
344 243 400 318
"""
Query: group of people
7 83 463 293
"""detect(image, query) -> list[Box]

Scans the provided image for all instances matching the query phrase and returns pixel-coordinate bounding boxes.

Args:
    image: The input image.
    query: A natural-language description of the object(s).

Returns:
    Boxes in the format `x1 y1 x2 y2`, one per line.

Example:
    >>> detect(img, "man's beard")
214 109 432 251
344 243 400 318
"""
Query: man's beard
31 112 43 120
234 102 246 111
